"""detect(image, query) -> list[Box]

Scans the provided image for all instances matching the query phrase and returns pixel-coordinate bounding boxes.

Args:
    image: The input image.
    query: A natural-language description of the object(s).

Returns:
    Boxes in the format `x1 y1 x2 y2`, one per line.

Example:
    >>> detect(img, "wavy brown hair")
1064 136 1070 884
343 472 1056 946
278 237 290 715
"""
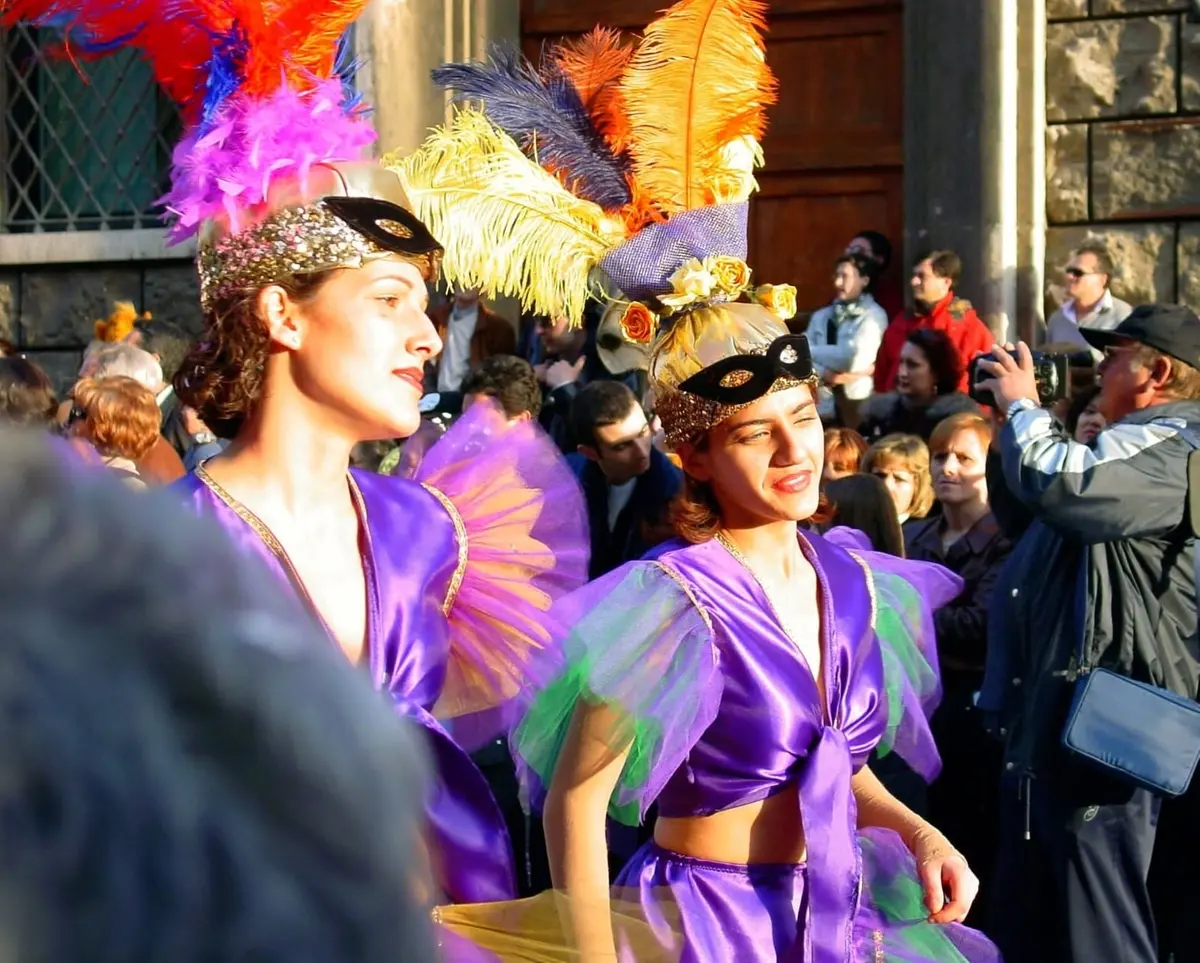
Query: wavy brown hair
73 377 160 461
671 436 832 544
174 273 331 439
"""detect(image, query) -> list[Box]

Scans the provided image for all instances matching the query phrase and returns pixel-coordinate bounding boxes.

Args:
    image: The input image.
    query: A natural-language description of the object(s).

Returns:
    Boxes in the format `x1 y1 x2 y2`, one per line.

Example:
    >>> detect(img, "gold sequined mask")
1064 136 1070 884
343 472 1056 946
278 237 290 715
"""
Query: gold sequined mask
197 161 444 310
650 301 818 449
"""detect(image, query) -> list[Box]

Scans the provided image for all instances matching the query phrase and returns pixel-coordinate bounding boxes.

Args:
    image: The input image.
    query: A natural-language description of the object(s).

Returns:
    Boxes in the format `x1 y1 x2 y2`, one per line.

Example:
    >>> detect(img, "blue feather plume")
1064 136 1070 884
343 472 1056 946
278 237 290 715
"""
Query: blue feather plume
432 43 630 211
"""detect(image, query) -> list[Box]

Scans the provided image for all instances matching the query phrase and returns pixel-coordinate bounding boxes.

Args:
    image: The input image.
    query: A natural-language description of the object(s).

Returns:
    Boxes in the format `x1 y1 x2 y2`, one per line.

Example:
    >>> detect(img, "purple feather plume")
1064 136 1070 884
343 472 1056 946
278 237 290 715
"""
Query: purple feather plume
433 44 630 211
159 78 376 241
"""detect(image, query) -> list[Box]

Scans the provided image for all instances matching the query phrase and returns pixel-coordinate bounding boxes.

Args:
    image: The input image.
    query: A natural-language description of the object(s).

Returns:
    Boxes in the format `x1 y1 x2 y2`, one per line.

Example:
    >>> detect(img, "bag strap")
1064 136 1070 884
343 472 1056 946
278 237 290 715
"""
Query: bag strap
826 310 838 347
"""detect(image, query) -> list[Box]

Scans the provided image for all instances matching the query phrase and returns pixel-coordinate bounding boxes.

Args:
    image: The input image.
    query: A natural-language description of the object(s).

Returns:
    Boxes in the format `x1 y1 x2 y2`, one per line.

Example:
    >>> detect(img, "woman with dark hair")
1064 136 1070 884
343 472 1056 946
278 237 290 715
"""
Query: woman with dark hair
859 327 979 442
1065 383 1105 444
0 355 57 429
822 472 906 557
846 229 902 321
2 0 590 910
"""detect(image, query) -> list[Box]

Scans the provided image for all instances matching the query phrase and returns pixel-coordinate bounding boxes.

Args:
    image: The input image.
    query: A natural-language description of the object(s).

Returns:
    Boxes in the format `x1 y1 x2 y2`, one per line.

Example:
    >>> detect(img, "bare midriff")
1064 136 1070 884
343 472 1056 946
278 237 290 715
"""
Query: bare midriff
653 783 807 865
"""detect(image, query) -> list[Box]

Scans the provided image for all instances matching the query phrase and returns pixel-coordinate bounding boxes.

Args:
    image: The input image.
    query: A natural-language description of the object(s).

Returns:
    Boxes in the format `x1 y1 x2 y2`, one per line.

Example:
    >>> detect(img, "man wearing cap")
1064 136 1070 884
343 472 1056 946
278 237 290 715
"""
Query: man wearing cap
973 303 1200 963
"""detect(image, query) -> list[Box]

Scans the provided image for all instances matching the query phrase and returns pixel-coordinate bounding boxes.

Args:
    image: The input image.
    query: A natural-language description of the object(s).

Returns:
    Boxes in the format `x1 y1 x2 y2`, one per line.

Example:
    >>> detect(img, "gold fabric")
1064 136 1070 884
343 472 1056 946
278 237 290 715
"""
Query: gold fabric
197 161 441 309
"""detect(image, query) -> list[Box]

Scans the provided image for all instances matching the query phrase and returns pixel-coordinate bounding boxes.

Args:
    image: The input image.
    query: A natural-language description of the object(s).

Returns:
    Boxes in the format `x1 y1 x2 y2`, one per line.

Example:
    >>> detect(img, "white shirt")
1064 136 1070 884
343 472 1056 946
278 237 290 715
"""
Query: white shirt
437 304 479 393
607 478 636 530
806 294 889 418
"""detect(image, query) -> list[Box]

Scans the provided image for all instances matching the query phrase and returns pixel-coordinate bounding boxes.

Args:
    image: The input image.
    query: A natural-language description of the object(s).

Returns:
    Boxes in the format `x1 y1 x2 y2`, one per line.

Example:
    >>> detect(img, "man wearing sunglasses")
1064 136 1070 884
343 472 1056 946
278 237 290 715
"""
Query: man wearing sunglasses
1045 240 1132 354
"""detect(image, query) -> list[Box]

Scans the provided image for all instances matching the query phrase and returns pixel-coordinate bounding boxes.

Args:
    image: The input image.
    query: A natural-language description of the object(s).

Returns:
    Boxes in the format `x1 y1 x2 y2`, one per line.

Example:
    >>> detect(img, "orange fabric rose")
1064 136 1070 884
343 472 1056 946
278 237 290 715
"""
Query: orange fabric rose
619 302 656 344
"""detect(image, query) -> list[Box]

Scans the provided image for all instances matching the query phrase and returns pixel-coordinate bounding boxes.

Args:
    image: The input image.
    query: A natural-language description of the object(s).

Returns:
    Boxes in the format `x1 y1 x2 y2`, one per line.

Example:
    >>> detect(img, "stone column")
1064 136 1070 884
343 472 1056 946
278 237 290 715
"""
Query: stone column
905 0 1046 342
356 0 523 324
356 0 520 159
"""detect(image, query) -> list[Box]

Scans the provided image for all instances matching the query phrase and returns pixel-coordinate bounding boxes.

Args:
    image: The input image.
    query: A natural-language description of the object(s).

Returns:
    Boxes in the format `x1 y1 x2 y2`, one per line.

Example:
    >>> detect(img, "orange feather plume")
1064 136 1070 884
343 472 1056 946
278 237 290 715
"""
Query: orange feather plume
193 0 368 97
619 0 777 213
549 27 634 156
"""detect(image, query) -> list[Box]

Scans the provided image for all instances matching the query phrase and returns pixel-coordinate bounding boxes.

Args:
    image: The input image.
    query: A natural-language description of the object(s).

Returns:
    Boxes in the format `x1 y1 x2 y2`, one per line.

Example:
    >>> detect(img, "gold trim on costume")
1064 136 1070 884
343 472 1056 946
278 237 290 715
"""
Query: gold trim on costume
193 463 373 645
650 560 715 636
846 550 878 634
421 482 468 616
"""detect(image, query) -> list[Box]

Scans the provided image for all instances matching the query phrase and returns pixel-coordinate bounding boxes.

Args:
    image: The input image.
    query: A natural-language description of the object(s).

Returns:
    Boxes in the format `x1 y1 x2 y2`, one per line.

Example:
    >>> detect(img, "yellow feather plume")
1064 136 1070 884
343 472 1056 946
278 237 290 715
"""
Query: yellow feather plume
620 0 777 213
386 110 627 326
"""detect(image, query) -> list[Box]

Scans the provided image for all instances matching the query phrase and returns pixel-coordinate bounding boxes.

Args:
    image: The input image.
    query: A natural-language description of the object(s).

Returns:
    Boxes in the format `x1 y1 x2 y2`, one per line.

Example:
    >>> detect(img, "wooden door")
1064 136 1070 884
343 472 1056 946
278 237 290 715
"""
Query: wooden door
521 0 905 321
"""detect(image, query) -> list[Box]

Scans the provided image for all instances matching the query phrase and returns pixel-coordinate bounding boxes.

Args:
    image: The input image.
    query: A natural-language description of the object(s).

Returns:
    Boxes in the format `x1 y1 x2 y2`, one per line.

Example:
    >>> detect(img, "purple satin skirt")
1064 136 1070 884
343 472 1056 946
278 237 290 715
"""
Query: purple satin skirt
614 841 807 962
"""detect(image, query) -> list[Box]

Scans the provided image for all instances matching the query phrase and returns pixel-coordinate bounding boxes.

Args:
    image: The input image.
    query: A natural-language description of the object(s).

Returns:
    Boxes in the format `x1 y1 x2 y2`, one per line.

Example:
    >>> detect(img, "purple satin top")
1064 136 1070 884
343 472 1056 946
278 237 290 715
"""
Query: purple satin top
652 533 886 962
174 468 517 905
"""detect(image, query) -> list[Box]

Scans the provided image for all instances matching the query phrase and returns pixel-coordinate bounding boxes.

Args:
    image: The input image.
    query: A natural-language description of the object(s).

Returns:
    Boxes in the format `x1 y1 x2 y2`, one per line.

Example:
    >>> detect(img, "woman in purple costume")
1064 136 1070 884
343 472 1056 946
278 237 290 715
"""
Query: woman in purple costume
166 165 588 907
508 307 1002 960
3 0 592 910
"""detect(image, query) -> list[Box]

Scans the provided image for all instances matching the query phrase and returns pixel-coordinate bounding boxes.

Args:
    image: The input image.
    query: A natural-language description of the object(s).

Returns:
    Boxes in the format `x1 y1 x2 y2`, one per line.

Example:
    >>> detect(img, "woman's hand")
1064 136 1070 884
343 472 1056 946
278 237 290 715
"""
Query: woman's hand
909 825 979 924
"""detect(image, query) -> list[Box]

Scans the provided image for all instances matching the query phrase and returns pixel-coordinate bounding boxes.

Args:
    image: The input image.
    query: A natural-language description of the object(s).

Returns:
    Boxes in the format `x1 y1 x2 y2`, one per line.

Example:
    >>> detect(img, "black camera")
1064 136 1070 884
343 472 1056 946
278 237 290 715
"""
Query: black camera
968 348 1088 409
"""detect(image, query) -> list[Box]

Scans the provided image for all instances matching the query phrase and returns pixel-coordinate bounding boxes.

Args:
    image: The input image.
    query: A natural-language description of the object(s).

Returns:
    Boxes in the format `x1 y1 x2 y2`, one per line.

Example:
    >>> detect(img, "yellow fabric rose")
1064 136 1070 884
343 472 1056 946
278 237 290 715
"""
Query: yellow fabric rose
709 256 752 296
755 283 798 321
660 258 716 309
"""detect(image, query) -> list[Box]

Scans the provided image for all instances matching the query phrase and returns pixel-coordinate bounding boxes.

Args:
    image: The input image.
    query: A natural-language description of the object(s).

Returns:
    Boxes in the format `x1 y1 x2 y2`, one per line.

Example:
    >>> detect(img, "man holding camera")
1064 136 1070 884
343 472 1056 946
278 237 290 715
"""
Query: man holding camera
975 303 1200 963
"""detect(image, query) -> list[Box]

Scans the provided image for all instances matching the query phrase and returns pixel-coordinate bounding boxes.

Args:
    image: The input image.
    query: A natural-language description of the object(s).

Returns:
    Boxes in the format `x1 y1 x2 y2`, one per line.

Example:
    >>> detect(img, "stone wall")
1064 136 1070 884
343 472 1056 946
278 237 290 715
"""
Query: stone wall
1045 0 1200 315
0 262 203 392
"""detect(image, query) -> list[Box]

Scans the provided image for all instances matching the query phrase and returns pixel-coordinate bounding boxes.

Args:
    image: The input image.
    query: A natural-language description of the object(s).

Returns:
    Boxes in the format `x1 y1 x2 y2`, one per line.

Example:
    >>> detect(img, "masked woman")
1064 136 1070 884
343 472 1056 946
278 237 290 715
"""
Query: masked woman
4 0 589 908
399 1 1001 958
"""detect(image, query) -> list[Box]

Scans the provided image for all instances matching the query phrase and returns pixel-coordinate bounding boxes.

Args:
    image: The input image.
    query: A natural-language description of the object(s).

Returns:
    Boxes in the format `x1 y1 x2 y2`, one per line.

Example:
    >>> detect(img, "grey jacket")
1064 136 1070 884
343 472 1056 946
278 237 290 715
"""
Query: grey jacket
981 399 1200 777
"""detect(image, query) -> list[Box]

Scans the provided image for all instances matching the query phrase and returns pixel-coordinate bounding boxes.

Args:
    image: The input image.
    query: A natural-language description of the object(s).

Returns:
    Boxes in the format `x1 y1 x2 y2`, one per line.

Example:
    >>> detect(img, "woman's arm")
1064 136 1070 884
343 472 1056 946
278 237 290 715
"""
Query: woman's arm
851 764 979 924
544 700 633 962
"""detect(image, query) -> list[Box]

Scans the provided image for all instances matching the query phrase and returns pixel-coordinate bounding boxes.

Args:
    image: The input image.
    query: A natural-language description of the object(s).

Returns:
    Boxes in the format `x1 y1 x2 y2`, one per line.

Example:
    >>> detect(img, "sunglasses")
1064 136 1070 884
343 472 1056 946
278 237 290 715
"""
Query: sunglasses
1064 267 1101 279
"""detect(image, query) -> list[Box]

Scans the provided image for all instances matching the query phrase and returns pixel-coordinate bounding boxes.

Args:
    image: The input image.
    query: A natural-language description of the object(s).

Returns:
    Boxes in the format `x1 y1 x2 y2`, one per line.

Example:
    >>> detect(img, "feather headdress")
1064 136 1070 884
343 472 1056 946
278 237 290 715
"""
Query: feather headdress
1 0 374 240
4 0 443 307
393 0 782 332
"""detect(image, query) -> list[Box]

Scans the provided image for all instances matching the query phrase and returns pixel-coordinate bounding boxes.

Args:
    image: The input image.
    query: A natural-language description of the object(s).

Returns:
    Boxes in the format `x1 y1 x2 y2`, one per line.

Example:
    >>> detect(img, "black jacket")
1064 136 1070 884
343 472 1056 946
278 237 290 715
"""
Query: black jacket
568 447 682 579
979 399 1200 778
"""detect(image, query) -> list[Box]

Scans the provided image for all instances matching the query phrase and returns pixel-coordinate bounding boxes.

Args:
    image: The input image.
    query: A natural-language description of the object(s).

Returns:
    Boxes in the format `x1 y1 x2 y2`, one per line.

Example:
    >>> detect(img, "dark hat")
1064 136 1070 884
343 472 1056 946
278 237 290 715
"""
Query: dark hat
1081 303 1200 369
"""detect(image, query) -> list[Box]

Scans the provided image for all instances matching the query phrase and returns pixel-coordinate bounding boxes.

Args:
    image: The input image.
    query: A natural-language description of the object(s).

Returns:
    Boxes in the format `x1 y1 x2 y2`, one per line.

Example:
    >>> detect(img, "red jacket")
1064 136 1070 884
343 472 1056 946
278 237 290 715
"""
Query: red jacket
873 293 994 394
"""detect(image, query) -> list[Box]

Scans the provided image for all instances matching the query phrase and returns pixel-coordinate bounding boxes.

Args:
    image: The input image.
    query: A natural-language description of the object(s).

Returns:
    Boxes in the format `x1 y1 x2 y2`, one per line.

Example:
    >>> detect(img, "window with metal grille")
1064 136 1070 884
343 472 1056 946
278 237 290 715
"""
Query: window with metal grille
1 25 181 234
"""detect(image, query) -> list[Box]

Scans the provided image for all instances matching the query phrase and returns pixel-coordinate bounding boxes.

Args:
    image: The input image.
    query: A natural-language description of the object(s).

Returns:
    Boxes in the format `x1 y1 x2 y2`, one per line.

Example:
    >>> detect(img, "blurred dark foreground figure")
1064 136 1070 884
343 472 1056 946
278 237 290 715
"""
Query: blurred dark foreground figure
0 428 438 963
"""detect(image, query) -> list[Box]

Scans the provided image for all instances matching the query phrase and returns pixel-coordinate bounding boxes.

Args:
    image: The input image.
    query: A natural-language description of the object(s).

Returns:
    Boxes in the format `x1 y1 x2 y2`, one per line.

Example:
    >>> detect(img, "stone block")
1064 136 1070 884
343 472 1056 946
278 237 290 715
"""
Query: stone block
0 273 17 347
1047 0 1087 17
1045 223 1174 312
22 350 84 396
142 264 203 335
1180 23 1200 110
19 268 142 349
1047 124 1089 223
1093 119 1200 218
1091 0 1186 13
1046 17 1176 122
1176 224 1200 310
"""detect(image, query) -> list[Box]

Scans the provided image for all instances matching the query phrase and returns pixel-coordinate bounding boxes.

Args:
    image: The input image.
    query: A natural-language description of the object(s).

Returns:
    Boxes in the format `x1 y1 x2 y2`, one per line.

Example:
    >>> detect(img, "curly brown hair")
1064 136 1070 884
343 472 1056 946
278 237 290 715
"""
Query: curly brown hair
173 273 330 439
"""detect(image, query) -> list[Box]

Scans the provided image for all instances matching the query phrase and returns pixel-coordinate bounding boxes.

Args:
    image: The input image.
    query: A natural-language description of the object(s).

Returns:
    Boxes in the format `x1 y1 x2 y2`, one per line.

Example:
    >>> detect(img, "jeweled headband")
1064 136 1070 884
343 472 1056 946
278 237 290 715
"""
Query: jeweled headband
197 162 445 310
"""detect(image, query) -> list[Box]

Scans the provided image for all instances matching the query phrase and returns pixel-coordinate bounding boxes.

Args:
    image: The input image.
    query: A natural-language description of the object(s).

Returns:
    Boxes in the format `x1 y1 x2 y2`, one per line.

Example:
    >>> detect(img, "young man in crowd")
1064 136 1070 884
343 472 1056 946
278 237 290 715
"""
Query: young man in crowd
568 381 682 580
873 250 994 394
